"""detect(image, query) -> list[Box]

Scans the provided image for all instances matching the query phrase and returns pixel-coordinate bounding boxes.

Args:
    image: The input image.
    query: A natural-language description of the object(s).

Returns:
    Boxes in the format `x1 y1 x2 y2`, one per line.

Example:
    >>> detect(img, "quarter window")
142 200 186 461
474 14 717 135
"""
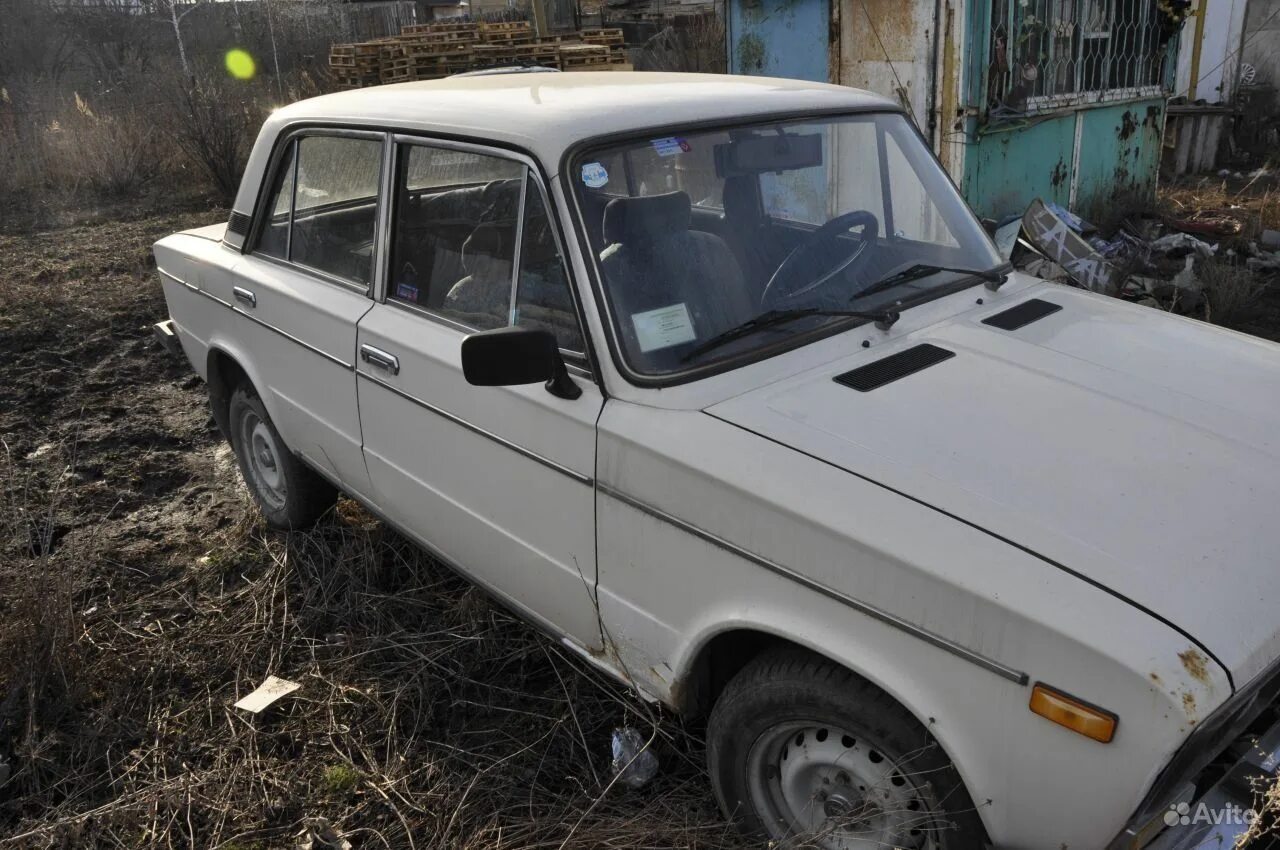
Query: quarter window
257 142 295 260
388 143 586 353
254 134 383 287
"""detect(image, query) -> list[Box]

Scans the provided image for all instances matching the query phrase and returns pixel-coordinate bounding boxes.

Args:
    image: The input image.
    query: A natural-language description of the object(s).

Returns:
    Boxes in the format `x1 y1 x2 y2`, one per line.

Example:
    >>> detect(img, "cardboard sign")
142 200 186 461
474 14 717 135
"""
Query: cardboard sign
1021 198 1117 295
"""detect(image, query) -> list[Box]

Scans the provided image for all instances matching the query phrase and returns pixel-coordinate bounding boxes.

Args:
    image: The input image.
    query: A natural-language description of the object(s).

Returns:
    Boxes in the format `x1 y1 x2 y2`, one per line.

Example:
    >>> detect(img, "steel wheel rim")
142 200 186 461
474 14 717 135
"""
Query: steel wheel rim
241 411 286 510
745 721 941 850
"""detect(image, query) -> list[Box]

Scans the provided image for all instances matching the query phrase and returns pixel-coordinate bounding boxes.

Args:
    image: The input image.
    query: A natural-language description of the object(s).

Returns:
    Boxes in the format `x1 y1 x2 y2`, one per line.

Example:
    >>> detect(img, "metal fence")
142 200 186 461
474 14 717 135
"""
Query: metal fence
986 0 1183 115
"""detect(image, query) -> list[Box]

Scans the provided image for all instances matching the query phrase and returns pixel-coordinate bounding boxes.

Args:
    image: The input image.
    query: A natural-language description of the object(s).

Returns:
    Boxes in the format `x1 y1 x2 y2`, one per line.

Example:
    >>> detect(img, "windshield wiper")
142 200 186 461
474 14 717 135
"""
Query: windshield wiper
850 263 1009 305
681 307 899 363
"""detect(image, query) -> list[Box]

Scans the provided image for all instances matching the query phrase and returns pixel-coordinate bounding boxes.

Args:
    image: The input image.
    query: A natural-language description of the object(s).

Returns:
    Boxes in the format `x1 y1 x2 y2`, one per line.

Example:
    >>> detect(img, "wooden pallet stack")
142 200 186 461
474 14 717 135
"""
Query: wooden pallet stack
581 28 626 63
556 43 612 71
397 22 478 79
329 20 630 87
478 20 533 45
329 41 386 88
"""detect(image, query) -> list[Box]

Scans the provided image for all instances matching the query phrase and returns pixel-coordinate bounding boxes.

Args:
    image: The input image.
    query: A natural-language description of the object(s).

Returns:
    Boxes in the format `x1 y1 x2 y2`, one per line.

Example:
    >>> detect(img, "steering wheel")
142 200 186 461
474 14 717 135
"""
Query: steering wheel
760 210 879 308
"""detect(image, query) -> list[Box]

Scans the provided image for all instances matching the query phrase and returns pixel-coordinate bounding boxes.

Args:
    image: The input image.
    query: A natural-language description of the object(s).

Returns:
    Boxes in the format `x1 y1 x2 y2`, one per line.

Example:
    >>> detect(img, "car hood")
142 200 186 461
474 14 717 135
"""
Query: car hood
707 282 1280 688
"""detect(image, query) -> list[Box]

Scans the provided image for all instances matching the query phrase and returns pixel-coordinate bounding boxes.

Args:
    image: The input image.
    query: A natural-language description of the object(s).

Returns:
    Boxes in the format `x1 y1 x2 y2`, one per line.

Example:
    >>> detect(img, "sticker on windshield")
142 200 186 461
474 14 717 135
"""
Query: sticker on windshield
632 303 697 353
650 137 691 157
581 162 609 188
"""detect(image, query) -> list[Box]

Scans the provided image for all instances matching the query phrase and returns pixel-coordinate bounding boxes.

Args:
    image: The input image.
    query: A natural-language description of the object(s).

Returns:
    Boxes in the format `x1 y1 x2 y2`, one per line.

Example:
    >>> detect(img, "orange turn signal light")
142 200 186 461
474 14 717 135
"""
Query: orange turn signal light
1029 683 1117 743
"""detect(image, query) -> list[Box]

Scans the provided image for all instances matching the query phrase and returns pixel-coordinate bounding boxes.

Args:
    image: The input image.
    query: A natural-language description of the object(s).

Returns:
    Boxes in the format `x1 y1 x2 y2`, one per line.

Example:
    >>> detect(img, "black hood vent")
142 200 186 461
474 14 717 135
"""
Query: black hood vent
834 344 955 392
982 298 1062 330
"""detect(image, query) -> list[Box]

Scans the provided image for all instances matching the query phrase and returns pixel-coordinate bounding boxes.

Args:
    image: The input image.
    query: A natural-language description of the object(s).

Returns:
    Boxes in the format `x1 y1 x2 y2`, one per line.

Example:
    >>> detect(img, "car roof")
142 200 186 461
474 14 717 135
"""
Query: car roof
265 71 901 174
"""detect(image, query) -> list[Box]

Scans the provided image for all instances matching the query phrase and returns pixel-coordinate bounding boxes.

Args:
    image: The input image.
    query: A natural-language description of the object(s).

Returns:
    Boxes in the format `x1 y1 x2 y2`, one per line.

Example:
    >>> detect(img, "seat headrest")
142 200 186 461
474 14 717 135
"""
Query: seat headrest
602 192 691 245
462 222 514 275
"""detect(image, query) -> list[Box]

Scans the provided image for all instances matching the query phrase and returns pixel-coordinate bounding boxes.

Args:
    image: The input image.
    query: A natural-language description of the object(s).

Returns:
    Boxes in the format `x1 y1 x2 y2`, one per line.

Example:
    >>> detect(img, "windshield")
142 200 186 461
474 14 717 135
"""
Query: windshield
571 112 1001 377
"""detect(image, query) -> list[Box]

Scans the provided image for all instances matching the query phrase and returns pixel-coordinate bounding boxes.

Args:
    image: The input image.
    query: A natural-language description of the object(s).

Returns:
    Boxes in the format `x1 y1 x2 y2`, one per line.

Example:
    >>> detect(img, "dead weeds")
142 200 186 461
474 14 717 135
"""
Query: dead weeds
0 211 749 849
1160 168 1280 234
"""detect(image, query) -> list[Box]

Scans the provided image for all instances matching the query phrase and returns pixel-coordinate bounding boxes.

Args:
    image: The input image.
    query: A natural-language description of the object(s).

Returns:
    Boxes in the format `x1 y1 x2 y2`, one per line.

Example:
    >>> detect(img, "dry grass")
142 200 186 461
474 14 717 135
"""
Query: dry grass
1160 167 1280 235
0 212 752 849
2 492 741 849
1198 258 1271 328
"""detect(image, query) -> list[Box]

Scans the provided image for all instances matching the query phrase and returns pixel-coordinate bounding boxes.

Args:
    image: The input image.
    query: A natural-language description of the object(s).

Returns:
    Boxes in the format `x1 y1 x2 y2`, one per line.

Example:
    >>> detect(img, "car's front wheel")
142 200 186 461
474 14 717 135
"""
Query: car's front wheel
707 647 987 850
228 383 336 529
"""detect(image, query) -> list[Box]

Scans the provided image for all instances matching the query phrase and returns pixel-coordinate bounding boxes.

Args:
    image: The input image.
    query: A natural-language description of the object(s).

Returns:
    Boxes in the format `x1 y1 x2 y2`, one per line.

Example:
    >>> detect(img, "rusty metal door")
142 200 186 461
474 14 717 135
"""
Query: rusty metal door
727 0 832 82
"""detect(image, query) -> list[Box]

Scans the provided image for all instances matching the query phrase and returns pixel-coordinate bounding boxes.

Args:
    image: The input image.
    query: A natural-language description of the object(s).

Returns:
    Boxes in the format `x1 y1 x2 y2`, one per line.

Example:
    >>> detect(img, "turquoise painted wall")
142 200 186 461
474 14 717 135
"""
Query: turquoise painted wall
1073 100 1165 213
961 99 1167 220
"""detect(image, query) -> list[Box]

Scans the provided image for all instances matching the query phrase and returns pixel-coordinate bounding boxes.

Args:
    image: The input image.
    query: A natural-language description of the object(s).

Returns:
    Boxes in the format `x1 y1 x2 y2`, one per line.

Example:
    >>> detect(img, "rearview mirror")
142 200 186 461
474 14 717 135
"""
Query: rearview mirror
715 133 823 177
461 326 582 400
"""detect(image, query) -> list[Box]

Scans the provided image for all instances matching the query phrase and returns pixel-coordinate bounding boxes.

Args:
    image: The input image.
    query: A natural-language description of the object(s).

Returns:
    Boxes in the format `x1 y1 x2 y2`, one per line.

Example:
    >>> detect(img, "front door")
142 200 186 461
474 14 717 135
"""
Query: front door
356 138 604 650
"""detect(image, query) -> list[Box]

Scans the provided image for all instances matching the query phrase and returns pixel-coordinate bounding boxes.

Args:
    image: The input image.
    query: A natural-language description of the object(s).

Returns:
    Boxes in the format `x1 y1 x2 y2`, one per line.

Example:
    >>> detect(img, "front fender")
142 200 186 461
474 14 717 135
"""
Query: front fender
596 402 1226 849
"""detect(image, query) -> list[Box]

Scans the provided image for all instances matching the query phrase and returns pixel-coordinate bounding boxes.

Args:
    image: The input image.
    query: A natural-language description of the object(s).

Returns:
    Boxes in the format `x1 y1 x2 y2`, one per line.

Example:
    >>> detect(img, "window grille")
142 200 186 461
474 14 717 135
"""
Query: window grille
986 0 1186 117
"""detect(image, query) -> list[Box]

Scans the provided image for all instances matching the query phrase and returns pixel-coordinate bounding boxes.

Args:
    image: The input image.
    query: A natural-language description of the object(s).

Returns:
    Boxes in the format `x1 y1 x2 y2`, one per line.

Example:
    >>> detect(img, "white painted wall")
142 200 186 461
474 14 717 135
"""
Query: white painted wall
1174 0 1250 102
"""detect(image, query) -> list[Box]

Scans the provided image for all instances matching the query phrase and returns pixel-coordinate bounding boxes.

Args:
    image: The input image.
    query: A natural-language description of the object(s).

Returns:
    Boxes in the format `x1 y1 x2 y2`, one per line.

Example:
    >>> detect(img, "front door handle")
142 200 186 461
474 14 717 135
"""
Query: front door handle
233 286 256 308
360 344 400 376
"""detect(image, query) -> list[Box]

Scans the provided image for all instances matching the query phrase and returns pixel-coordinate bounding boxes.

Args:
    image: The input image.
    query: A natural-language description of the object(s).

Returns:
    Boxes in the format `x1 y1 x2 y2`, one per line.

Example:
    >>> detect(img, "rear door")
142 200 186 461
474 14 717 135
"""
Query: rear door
214 129 387 498
355 137 604 650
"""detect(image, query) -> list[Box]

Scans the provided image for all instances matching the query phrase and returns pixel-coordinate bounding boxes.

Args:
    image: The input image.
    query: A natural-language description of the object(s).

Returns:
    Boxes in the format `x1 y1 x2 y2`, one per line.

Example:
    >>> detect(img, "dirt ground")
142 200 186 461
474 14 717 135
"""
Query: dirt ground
1 185 1279 848
0 204 745 848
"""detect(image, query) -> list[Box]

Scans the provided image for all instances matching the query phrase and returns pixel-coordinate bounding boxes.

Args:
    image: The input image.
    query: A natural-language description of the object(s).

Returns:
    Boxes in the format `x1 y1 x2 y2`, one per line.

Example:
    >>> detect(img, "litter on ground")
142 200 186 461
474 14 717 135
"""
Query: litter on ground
1004 194 1278 320
234 675 302 713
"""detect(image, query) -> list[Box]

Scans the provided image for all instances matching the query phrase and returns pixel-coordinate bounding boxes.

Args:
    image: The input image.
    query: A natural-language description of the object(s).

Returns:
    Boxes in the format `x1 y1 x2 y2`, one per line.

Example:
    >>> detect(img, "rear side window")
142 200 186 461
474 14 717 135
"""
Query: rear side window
254 134 384 287
388 145 524 328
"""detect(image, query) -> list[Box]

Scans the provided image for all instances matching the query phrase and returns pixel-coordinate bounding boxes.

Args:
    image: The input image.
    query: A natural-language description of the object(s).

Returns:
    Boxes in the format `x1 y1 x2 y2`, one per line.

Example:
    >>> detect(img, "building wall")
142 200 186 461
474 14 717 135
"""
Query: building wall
725 0 831 82
1173 0 1249 102
1241 0 1280 91
962 99 1165 218
723 0 1172 219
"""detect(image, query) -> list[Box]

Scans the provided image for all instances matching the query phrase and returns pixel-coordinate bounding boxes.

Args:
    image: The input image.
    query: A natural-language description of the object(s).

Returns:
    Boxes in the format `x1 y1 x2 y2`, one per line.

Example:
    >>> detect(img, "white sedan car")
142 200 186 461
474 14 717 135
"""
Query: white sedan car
153 72 1280 850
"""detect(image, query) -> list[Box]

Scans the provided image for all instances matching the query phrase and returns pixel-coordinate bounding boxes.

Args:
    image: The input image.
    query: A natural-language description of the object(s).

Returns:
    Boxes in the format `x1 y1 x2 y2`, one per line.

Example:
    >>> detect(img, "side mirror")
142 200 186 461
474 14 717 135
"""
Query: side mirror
461 326 582 400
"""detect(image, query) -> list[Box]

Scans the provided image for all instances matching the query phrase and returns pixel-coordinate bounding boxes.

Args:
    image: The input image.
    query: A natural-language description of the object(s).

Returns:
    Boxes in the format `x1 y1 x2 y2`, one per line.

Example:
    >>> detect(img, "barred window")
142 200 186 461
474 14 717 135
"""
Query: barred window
987 0 1180 116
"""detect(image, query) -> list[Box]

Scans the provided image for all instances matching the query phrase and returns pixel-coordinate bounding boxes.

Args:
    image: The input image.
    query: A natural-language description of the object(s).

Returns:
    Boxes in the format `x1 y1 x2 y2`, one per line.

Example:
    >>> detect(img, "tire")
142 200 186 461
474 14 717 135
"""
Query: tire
227 383 337 529
707 647 987 850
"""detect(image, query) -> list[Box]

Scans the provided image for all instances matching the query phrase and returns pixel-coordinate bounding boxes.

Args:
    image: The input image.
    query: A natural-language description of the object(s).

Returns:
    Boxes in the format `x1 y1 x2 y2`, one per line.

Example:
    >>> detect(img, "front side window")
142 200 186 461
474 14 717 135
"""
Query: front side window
389 143 585 353
254 134 383 287
513 182 585 352
572 112 1001 378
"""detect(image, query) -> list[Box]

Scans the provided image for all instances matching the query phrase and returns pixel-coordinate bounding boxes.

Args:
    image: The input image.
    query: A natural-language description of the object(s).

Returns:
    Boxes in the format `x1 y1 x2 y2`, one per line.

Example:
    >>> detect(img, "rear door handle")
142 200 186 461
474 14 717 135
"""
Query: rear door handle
360 344 400 375
233 286 256 308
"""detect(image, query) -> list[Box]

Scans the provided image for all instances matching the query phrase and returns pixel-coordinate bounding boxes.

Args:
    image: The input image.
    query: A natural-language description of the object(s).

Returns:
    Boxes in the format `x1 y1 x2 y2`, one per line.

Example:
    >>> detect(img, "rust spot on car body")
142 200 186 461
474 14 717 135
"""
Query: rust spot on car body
1182 691 1197 721
1179 649 1211 685
1149 672 1162 686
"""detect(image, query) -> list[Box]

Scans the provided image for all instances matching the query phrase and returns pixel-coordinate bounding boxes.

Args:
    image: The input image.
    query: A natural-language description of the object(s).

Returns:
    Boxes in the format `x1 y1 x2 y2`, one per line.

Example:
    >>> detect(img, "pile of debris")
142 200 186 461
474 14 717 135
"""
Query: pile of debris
329 22 630 87
998 196 1279 325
